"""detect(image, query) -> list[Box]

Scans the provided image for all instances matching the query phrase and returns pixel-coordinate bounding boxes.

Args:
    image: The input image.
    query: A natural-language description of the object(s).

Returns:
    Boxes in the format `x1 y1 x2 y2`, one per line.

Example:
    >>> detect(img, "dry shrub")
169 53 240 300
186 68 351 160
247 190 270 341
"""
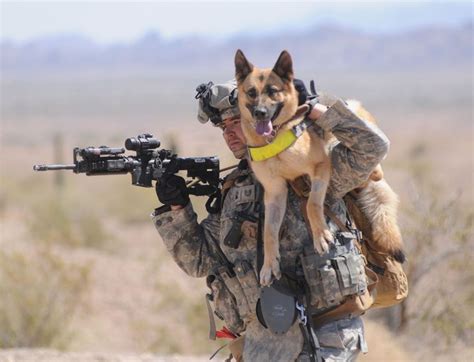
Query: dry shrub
0 247 91 348
388 142 474 356
140 277 217 356
360 320 410 361
101 178 157 224
28 190 108 248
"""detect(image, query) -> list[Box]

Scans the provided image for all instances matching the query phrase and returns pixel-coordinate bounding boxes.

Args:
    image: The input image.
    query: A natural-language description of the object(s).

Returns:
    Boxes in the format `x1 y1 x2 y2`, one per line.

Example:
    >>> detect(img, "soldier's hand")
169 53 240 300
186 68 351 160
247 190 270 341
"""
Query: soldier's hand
156 174 190 207
308 103 328 121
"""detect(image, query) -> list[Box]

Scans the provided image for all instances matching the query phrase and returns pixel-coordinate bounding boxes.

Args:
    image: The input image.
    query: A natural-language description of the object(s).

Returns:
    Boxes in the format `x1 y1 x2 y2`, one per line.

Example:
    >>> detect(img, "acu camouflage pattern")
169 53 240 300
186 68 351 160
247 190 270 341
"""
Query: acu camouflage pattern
152 99 389 361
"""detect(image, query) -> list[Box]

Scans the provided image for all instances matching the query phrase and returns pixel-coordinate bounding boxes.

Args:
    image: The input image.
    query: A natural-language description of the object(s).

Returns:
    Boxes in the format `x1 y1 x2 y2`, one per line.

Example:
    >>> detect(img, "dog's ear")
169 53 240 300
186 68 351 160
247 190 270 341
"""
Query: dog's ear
235 49 254 83
272 50 293 82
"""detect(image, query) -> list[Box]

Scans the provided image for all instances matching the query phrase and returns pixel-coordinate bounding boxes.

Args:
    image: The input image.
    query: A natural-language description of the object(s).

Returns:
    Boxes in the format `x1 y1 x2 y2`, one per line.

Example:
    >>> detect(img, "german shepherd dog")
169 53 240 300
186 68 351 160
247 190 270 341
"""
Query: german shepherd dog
234 49 404 286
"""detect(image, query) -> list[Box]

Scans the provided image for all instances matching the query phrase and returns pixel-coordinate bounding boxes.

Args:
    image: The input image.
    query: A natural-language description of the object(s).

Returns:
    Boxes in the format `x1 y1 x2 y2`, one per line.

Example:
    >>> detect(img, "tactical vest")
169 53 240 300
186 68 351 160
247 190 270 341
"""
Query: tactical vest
206 165 372 338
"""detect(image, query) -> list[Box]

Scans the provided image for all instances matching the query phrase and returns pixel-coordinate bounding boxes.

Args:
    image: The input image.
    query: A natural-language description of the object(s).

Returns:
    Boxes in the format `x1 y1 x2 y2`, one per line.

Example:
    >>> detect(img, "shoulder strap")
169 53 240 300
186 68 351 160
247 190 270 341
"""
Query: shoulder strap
324 206 351 233
256 183 264 284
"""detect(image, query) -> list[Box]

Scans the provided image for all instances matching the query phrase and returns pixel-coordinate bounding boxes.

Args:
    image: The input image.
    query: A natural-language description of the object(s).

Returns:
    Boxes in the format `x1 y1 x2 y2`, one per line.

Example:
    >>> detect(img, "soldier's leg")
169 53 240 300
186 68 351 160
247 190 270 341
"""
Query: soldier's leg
313 316 367 362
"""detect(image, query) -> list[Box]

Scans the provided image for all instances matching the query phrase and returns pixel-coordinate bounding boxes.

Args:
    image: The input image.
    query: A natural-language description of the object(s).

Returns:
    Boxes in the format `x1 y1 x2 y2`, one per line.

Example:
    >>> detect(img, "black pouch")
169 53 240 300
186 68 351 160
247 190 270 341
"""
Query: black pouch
224 212 258 249
223 216 244 249
256 284 297 335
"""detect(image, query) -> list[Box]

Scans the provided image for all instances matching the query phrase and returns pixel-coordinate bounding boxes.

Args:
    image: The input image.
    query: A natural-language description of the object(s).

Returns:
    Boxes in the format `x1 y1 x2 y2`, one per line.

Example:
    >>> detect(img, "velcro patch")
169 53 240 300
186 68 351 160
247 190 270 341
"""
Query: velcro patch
232 185 256 204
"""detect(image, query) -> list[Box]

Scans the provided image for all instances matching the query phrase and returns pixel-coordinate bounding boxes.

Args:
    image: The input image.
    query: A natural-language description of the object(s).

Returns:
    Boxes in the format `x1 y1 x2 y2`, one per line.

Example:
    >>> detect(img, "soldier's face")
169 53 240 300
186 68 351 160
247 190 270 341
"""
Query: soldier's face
221 116 247 159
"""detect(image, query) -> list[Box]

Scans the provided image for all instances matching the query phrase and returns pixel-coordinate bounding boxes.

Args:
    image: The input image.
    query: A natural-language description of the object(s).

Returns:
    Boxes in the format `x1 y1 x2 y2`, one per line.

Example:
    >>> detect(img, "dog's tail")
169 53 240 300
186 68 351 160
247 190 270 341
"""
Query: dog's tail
351 179 406 263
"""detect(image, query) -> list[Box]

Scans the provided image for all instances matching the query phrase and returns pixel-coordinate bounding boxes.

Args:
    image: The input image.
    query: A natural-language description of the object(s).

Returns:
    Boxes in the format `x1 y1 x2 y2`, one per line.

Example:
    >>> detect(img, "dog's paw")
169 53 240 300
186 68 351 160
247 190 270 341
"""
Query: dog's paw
259 259 281 287
323 229 334 244
313 229 334 254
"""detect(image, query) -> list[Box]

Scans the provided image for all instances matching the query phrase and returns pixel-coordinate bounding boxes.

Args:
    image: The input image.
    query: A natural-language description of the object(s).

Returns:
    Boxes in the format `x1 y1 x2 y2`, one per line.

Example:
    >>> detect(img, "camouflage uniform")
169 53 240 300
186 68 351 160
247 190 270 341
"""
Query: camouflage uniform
152 99 389 361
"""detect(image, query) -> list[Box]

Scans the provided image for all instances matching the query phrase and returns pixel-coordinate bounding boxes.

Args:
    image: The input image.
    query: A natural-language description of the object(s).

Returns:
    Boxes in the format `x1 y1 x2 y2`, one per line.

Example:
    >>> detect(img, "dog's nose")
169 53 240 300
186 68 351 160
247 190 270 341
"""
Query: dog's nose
253 107 268 120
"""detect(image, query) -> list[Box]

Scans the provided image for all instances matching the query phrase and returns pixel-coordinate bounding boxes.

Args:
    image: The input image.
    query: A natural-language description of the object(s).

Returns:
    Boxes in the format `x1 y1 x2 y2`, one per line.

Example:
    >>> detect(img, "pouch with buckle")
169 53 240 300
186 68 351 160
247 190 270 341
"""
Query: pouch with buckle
300 232 367 309
207 275 244 337
234 260 260 310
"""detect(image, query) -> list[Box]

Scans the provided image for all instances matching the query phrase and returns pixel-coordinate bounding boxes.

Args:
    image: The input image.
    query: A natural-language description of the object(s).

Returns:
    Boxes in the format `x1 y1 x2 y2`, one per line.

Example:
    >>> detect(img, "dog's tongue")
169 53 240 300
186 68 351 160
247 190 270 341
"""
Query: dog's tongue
256 120 273 136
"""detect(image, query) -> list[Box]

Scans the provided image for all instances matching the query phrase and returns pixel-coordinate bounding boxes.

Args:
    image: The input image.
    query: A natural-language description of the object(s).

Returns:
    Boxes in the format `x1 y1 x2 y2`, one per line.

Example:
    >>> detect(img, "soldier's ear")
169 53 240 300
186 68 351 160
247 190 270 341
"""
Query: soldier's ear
235 49 254 84
272 50 293 82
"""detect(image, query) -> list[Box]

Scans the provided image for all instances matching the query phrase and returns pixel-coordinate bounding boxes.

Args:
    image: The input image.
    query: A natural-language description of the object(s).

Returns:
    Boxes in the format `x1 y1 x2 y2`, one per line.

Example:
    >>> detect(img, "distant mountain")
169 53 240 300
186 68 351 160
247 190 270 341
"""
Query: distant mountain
1 21 472 73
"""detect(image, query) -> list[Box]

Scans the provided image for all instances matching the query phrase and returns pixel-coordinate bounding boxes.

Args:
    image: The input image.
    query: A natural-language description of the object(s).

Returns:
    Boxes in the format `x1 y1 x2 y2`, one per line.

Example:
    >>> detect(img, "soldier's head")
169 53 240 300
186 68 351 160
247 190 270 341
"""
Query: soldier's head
196 80 247 159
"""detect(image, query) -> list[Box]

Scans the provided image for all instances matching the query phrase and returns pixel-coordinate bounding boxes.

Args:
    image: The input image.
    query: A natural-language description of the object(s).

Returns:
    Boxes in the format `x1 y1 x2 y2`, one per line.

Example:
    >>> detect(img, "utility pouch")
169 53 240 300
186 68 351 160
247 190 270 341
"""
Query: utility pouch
207 275 244 336
300 232 367 309
218 266 252 318
234 260 260 310
312 266 377 326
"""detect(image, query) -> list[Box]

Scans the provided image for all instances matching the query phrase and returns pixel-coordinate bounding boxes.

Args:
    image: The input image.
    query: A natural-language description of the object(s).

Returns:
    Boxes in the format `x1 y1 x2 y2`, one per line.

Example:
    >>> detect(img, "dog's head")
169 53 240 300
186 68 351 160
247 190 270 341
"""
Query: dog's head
234 49 298 137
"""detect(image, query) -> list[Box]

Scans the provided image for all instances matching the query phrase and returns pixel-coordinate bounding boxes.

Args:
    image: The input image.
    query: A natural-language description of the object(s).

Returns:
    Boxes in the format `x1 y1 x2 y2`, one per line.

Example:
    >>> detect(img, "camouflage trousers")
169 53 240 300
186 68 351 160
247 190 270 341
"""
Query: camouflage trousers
297 316 367 362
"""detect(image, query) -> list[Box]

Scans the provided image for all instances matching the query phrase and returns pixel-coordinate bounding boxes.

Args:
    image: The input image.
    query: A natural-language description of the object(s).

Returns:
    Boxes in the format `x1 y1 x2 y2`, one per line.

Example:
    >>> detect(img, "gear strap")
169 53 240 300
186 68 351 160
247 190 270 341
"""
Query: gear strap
256 183 264 283
301 283 323 362
324 206 350 233
205 293 217 340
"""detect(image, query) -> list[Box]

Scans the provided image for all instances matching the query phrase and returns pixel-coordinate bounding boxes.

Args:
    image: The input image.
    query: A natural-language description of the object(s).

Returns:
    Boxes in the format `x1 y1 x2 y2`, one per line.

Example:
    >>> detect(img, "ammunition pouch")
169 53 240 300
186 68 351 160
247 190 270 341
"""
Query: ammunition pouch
312 266 377 326
300 231 367 310
216 260 260 321
207 275 244 336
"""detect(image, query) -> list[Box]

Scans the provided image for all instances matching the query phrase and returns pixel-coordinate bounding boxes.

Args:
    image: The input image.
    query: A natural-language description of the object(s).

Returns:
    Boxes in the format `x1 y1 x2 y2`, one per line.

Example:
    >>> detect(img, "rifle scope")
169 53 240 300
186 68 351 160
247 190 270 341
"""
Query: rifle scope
125 133 160 152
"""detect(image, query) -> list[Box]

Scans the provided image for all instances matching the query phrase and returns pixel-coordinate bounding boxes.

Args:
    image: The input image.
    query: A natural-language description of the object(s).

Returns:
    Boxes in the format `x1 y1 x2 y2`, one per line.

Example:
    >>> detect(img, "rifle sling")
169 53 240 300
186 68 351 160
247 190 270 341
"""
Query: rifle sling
256 184 264 284
324 206 351 233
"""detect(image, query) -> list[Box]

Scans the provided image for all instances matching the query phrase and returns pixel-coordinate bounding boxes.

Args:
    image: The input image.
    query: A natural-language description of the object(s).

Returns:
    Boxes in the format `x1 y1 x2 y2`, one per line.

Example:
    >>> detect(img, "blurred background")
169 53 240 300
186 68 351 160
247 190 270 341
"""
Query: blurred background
0 1 472 361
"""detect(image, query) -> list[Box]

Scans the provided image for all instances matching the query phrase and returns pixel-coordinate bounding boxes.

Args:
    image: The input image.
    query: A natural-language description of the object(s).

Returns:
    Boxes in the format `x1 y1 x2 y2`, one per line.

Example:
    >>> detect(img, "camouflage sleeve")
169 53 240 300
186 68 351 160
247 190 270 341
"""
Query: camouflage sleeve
317 99 390 199
151 203 220 278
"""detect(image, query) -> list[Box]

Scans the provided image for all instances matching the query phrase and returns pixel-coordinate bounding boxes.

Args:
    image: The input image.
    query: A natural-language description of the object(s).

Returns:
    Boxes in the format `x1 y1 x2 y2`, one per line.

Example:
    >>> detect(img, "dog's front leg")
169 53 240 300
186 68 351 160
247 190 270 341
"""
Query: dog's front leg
307 161 333 254
259 178 287 286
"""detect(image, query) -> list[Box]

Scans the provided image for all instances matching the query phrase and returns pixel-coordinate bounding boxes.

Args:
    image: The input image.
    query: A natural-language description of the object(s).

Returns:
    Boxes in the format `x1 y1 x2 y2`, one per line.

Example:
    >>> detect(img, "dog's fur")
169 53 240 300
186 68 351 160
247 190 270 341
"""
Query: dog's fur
345 100 405 263
235 49 334 285
234 50 404 285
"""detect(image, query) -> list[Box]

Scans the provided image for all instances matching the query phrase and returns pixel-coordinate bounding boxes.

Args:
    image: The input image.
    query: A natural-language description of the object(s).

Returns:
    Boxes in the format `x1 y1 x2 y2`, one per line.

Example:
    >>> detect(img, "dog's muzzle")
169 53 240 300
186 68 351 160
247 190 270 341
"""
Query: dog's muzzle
253 106 268 120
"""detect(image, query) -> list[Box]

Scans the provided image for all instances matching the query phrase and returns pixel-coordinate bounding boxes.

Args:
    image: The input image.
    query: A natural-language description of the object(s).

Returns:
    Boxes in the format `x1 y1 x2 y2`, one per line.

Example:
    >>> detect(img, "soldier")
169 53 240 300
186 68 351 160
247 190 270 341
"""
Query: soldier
152 80 389 361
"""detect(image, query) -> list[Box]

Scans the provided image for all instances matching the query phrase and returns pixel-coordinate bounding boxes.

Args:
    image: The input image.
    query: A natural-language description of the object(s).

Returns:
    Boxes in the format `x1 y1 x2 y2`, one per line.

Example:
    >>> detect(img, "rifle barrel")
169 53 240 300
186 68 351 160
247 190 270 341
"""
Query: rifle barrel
33 164 76 171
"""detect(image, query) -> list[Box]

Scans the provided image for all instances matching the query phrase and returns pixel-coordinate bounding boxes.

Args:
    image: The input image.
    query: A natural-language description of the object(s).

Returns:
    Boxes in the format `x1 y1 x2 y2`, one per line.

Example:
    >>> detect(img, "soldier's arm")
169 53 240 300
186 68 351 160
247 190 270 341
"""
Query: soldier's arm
151 203 221 278
313 100 390 198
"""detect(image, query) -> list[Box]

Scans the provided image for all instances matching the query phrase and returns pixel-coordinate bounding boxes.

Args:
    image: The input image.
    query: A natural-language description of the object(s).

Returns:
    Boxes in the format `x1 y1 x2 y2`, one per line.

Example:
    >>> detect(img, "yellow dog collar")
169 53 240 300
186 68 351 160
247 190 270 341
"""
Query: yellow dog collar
248 119 313 162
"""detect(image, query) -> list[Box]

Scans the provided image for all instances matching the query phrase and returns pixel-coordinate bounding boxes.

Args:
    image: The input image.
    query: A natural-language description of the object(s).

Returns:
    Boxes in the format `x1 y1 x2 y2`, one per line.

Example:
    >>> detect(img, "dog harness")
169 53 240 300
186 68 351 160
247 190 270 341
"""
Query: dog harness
248 119 314 162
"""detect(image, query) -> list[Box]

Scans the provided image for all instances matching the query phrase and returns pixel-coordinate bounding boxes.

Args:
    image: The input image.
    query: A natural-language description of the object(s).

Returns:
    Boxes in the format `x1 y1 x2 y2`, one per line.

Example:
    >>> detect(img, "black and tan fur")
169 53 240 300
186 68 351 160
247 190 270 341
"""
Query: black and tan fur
345 100 405 263
235 50 405 286
235 50 334 286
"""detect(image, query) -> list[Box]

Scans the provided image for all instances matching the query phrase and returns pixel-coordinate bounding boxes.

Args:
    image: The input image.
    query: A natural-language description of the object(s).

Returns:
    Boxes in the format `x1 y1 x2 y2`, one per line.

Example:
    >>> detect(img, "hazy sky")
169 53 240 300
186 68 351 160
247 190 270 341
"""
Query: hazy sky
1 1 472 43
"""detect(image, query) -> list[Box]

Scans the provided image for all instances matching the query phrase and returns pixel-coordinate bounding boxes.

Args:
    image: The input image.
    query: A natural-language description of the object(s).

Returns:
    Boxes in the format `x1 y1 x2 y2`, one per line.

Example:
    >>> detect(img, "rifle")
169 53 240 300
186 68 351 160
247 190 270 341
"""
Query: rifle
33 133 222 213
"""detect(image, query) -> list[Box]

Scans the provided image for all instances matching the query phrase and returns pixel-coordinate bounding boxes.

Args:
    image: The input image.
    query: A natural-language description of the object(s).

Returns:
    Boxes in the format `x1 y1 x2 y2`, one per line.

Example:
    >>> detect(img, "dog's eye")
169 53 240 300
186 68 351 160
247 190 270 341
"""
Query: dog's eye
246 88 257 99
266 86 280 97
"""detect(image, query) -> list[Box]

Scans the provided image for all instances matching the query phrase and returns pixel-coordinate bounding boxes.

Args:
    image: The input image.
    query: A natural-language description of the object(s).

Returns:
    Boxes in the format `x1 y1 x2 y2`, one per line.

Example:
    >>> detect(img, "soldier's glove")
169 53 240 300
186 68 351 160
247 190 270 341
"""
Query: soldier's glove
156 174 190 207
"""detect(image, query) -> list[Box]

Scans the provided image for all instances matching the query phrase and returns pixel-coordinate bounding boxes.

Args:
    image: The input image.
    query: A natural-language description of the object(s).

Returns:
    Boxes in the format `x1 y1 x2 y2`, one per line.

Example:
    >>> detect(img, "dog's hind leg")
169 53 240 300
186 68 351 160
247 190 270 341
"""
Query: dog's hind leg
307 161 333 254
259 177 287 286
